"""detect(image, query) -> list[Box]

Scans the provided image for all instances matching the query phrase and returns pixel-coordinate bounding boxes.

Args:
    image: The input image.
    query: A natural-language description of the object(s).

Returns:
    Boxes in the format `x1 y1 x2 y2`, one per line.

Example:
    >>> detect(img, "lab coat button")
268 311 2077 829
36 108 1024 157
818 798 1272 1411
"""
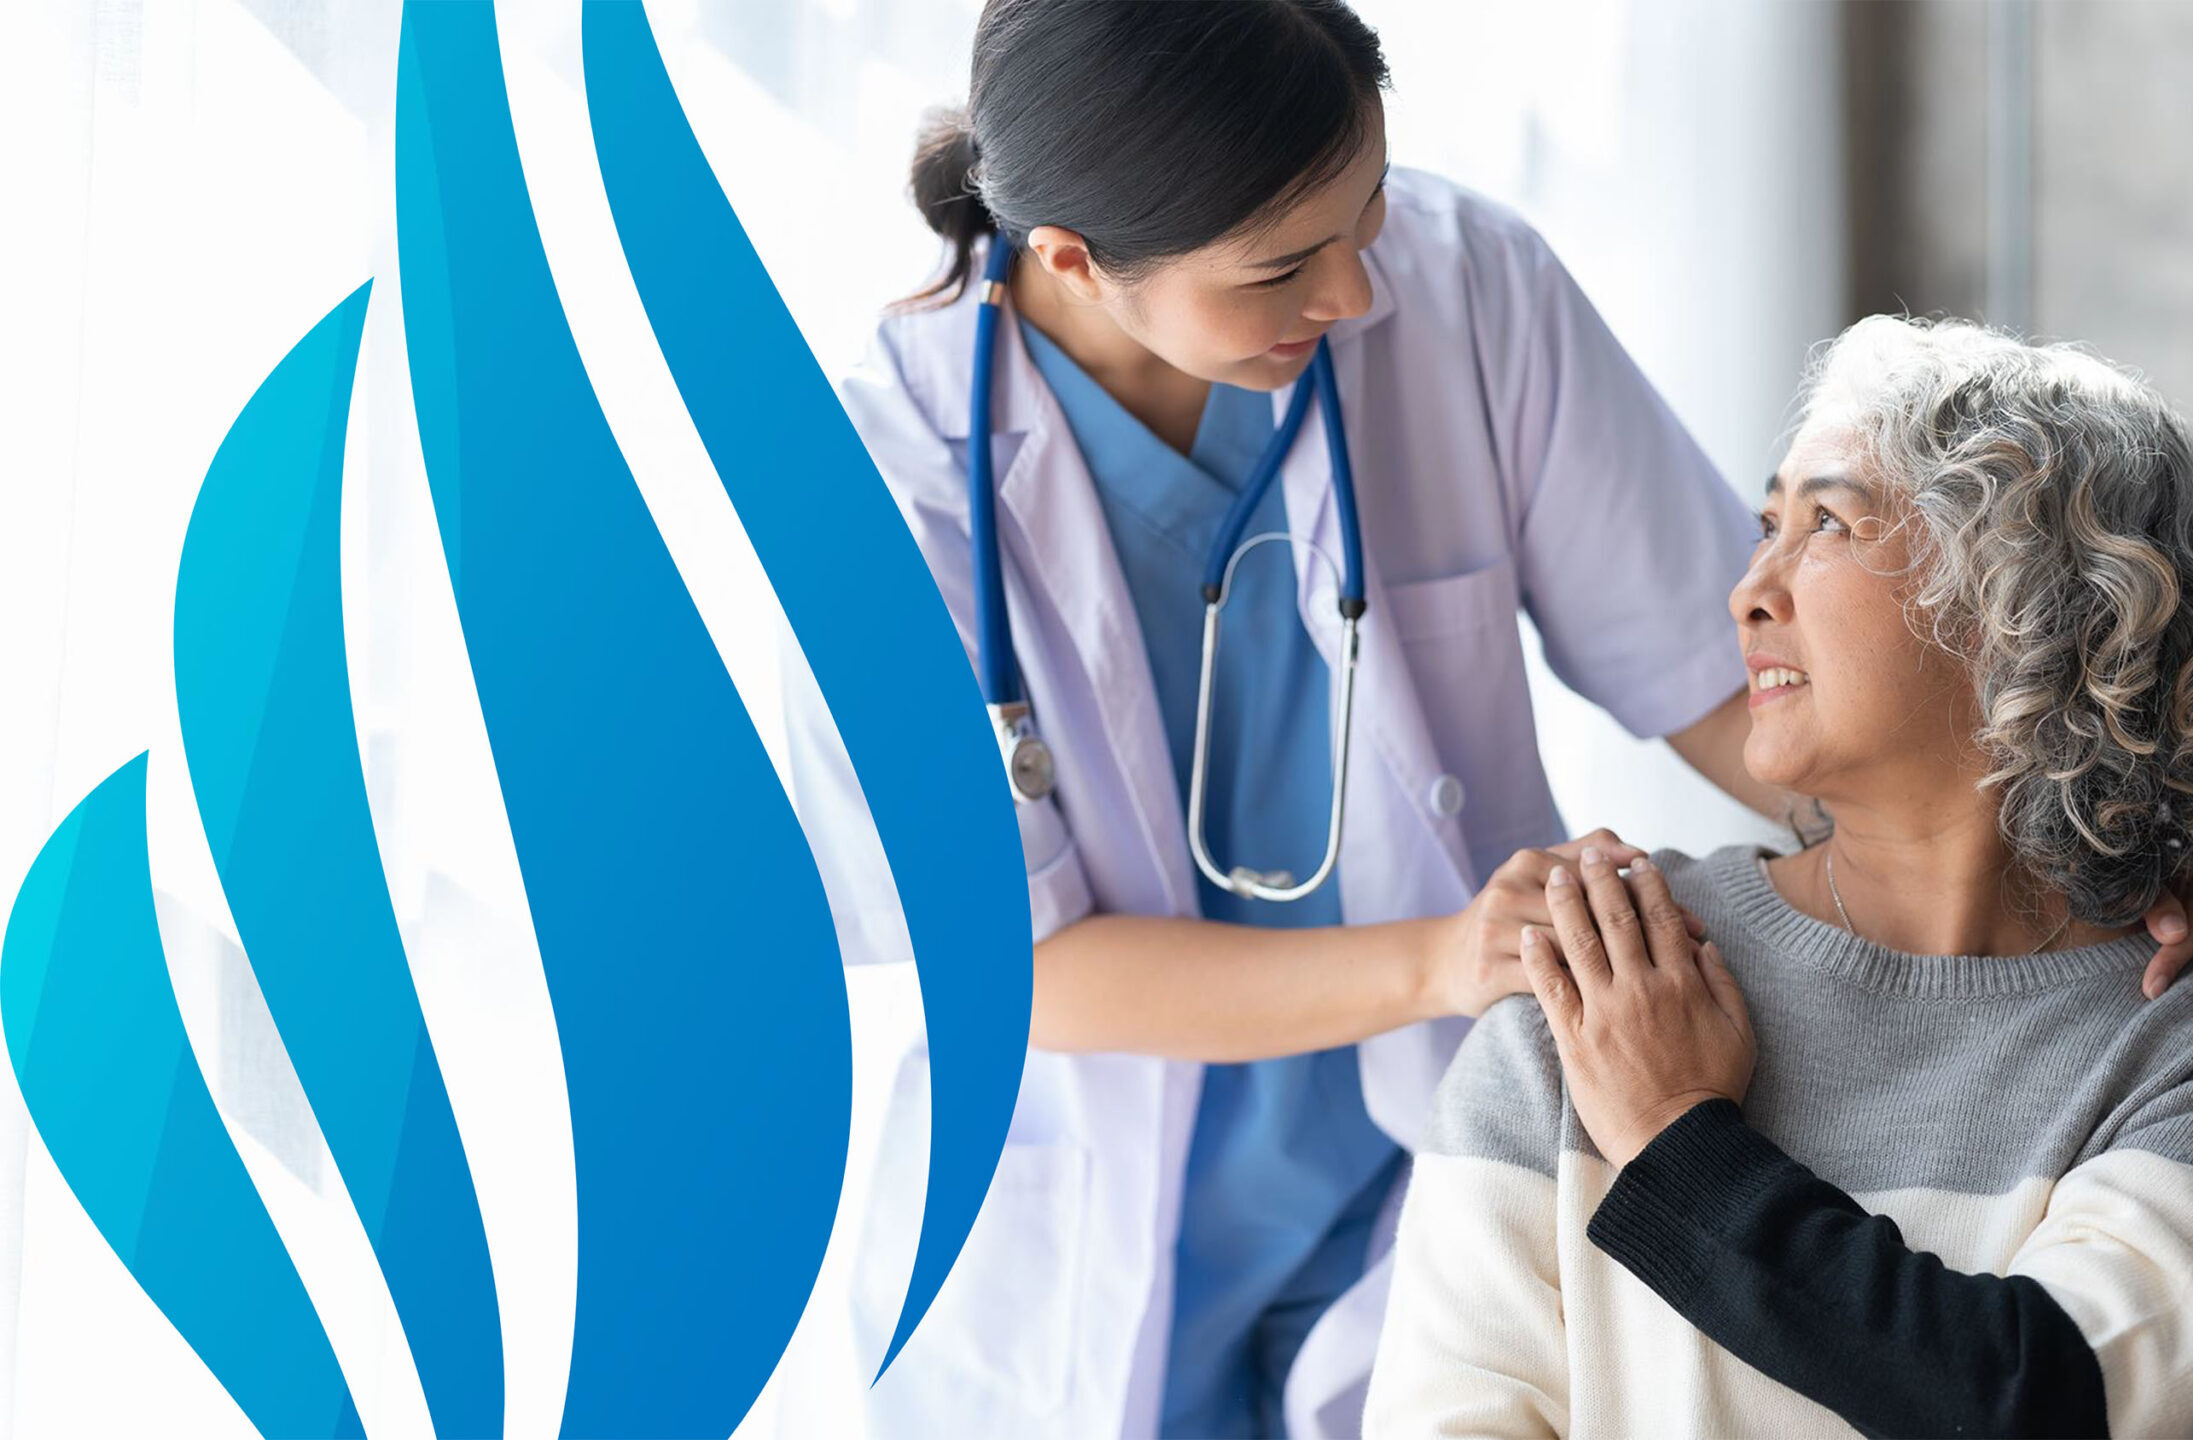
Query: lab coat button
1427 773 1465 818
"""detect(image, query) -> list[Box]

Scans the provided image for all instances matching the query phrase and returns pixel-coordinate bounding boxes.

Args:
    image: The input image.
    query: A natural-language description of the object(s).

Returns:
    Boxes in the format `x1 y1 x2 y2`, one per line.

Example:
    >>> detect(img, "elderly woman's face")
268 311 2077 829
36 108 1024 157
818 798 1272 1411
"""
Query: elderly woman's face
1729 417 1975 798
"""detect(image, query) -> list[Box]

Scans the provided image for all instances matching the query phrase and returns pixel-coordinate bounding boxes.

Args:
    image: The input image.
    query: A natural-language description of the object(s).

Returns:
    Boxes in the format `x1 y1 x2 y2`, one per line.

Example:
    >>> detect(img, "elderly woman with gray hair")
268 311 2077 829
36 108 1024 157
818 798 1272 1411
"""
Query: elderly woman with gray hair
1366 317 2193 1438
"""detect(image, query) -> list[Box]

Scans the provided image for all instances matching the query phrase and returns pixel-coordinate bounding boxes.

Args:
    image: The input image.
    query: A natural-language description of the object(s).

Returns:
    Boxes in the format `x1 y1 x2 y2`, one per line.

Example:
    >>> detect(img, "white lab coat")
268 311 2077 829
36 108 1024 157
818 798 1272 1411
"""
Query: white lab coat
805 171 1755 1438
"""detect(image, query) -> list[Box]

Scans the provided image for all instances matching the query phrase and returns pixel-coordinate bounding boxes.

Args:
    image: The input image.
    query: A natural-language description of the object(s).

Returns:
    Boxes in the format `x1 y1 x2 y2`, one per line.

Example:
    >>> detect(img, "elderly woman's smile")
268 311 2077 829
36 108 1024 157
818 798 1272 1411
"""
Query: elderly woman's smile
1744 657 1808 705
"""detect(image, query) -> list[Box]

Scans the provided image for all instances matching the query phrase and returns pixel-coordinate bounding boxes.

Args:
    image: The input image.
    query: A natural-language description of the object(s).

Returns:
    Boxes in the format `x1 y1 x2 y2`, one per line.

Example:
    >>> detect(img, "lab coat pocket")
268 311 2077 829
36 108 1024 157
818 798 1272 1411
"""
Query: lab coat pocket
1380 555 1519 641
917 1141 1092 1415
1380 557 1563 882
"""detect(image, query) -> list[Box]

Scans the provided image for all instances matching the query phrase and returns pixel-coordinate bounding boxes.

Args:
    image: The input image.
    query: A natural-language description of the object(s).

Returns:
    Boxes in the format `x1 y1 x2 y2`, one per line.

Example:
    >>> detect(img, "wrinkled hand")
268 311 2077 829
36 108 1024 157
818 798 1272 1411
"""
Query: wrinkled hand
1519 847 1755 1168
1429 829 1705 1020
2140 882 2193 999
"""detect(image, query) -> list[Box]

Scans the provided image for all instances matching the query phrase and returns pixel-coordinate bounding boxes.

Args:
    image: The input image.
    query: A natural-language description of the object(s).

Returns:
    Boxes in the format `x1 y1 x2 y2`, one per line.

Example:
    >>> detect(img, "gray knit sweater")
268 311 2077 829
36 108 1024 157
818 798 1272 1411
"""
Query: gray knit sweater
1366 844 2193 1439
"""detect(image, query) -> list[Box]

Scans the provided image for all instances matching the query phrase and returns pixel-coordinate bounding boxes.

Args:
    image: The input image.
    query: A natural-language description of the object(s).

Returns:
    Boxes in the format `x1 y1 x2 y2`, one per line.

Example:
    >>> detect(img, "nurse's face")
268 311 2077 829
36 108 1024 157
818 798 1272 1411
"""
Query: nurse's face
1729 417 1979 804
1027 106 1391 391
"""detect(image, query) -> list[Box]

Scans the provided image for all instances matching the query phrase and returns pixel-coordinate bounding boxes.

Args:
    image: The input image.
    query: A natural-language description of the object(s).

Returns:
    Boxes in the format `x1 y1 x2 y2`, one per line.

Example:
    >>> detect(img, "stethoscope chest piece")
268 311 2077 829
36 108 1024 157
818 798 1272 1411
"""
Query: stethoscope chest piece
990 700 1056 803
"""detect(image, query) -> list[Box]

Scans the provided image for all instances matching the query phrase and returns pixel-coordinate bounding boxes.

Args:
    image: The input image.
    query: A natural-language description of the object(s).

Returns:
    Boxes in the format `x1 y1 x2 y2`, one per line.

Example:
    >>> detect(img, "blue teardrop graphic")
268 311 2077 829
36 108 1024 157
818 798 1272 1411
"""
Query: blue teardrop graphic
2 755 362 1439
581 2 1033 1378
173 281 505 1437
395 5 851 1434
3 5 1044 1427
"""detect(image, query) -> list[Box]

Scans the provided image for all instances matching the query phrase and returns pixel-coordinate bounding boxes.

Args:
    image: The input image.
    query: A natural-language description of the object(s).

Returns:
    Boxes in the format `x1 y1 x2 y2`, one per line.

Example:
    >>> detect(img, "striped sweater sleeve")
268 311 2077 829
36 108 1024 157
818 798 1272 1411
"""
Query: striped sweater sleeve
1366 998 1568 1438
1589 1088 2193 1439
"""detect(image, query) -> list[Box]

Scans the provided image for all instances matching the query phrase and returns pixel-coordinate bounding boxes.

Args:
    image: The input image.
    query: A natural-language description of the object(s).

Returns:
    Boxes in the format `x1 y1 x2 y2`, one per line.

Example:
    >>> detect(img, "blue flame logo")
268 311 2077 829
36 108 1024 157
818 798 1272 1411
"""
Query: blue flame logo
0 5 1031 1436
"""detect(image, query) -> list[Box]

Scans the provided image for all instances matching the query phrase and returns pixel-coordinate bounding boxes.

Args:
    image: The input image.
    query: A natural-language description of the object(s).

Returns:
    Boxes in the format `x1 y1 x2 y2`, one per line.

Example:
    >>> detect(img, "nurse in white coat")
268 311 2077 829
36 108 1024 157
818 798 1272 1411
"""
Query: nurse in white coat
816 2 1781 1435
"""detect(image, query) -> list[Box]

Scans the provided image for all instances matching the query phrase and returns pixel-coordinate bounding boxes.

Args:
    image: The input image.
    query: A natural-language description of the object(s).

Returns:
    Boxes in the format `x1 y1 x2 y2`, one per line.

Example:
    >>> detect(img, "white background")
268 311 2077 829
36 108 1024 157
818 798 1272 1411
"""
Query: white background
0 0 1831 1434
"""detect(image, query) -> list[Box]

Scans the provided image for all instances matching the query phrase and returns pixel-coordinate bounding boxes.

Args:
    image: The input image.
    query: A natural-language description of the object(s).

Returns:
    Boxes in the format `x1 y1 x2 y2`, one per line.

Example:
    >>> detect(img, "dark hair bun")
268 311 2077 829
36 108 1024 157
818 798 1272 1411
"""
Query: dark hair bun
907 107 995 302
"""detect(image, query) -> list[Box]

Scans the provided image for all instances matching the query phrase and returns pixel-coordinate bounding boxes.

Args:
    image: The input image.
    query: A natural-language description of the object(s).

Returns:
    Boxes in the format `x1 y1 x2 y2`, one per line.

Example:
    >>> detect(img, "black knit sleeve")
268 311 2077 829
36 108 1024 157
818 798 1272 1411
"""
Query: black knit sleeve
1585 1099 2108 1440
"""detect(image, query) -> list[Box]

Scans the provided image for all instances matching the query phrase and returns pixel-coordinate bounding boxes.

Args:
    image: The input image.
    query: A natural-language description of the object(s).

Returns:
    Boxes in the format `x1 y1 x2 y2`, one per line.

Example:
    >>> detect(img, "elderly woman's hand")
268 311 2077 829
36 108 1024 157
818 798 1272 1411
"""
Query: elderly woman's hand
1519 848 1756 1168
1428 829 1710 1020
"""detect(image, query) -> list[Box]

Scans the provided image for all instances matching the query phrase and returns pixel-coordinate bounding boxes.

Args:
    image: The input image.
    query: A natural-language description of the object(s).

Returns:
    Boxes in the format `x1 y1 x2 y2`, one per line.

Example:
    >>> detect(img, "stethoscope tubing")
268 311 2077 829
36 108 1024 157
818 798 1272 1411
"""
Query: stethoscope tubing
969 237 1021 708
967 236 1366 901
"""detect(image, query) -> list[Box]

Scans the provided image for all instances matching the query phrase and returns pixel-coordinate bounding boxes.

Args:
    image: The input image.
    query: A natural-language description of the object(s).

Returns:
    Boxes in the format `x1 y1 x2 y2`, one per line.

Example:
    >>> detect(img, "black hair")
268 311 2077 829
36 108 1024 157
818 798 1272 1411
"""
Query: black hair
904 0 1388 307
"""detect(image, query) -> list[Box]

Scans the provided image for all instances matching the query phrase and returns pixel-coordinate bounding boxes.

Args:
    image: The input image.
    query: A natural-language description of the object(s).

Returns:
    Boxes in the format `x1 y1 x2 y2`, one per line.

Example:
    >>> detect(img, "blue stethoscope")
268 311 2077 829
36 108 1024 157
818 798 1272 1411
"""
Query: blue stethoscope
969 238 1366 902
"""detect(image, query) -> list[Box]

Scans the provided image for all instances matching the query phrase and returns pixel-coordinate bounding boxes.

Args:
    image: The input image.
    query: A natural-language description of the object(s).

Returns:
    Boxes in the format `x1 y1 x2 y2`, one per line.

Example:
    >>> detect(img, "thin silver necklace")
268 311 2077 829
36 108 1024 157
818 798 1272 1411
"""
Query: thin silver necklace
1824 847 2072 955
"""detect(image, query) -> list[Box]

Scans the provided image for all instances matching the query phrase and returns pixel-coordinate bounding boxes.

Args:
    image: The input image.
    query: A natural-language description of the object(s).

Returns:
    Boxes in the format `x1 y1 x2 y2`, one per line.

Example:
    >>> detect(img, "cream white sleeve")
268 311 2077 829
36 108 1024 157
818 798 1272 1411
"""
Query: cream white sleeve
2010 1089 2193 1440
1366 998 1569 1438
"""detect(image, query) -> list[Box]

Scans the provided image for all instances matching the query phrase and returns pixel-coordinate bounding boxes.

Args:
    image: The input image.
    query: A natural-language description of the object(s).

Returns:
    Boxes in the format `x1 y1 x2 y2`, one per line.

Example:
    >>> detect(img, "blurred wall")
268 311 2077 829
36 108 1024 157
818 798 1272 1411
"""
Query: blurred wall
1847 0 2193 406
1362 0 1841 859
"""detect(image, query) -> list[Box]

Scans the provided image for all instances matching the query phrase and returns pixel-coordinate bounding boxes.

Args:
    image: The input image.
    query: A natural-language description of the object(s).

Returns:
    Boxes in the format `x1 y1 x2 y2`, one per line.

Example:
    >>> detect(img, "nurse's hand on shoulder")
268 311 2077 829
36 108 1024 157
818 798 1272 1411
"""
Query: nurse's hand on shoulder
1519 847 1756 1168
2139 882 2193 999
1430 829 1705 1020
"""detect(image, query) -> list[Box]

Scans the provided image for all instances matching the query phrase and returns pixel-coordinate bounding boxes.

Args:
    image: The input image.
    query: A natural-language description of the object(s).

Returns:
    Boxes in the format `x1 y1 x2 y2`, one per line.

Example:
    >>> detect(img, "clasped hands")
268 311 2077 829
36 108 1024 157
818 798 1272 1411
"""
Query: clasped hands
1518 847 1755 1168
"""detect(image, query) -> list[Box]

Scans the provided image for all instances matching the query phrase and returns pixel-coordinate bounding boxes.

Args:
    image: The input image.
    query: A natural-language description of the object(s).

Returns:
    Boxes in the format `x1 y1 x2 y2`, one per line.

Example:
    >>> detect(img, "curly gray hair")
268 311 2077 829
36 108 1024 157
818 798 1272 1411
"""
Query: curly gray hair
1798 316 2193 927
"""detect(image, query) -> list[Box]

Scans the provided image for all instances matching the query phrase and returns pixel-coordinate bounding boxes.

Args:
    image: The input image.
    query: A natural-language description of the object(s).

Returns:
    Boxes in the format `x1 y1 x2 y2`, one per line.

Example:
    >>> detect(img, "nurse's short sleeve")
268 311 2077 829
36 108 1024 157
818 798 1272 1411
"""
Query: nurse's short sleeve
1477 224 1756 739
834 328 1098 953
1014 783 1096 945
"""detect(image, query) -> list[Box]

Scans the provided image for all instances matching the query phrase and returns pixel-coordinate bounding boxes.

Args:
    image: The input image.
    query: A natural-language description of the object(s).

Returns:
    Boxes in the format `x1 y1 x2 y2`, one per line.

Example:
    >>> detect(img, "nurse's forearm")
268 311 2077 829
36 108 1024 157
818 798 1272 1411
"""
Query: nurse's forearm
1666 688 1788 821
1029 912 1442 1061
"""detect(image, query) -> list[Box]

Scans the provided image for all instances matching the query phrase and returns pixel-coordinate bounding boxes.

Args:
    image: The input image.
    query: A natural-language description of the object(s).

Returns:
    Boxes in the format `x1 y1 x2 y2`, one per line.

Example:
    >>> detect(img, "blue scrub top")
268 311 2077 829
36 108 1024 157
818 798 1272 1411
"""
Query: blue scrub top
1022 322 1403 1439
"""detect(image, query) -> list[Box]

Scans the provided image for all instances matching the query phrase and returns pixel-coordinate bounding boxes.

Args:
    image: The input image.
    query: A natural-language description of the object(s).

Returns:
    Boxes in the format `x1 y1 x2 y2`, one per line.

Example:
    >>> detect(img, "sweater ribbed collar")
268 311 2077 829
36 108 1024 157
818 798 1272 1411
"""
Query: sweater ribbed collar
1700 844 2154 1000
